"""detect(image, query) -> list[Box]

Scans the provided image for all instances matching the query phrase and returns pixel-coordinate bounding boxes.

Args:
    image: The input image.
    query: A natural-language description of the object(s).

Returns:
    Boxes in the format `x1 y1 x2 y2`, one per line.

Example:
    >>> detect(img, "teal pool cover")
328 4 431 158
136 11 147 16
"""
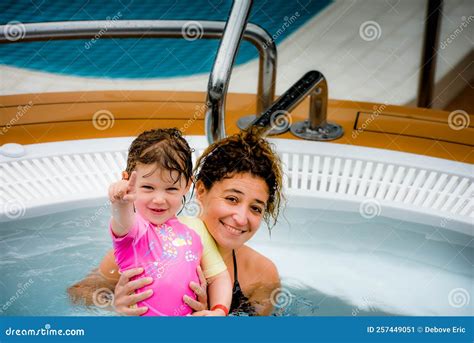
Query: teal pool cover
0 0 331 78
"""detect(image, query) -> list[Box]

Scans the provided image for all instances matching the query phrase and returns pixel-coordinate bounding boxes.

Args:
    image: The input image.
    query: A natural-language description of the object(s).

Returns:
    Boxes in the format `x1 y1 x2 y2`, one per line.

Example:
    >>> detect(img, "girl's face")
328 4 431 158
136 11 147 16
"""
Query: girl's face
196 173 270 251
133 163 190 225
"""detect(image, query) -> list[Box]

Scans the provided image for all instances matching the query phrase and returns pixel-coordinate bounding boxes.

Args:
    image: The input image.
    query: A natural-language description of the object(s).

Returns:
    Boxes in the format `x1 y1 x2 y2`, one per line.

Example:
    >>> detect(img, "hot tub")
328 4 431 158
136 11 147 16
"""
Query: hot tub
1 137 472 316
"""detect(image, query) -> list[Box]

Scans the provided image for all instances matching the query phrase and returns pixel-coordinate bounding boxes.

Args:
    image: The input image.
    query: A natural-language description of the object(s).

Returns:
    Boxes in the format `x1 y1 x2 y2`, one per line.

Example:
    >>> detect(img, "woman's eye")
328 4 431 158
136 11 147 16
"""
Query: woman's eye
225 197 238 203
252 206 263 214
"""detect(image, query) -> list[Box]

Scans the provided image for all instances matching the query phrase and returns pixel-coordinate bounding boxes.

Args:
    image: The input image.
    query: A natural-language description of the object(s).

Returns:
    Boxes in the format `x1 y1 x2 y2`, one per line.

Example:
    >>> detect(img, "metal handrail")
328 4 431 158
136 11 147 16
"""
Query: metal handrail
250 70 343 141
249 71 326 132
0 16 276 142
206 0 252 143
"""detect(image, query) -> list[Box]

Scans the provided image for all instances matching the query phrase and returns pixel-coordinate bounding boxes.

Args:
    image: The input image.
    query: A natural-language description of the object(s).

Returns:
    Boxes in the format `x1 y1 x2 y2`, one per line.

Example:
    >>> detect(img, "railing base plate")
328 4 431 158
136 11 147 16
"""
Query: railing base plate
290 120 343 141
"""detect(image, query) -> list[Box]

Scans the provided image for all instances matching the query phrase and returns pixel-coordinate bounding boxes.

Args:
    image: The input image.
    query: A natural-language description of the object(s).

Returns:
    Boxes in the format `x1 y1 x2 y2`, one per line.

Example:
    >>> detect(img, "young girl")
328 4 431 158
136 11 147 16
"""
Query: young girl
109 128 231 316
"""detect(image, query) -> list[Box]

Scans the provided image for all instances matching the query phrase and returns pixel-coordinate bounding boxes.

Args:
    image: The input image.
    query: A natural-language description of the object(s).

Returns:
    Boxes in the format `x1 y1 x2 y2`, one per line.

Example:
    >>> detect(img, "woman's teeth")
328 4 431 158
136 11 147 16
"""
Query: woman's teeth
223 223 245 235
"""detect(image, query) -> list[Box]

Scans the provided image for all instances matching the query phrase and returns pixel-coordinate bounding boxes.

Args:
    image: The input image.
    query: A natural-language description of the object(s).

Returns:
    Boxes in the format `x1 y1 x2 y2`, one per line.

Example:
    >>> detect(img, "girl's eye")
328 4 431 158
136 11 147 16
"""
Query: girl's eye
167 187 178 191
142 185 153 190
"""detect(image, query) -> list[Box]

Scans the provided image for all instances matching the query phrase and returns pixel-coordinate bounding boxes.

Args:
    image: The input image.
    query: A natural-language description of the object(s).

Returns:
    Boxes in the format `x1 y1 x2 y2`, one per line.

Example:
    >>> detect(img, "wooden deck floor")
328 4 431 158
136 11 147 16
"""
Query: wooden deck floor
1 90 473 164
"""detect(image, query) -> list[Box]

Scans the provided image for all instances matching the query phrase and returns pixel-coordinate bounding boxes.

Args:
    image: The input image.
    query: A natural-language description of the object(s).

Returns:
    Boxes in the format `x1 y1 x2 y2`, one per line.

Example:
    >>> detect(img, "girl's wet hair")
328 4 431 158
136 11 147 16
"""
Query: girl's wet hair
125 128 192 184
194 128 283 228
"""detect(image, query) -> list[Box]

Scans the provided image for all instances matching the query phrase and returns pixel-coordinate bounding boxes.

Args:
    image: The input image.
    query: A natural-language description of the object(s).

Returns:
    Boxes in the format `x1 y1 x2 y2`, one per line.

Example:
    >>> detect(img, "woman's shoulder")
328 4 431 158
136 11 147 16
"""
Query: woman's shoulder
176 216 215 245
237 245 280 316
176 216 205 234
238 245 279 284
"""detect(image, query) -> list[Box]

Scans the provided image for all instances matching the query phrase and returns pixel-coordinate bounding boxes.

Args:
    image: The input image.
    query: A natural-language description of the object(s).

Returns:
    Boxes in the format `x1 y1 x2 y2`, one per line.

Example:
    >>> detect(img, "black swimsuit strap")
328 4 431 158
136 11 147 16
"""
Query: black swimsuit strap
229 249 256 315
232 249 238 282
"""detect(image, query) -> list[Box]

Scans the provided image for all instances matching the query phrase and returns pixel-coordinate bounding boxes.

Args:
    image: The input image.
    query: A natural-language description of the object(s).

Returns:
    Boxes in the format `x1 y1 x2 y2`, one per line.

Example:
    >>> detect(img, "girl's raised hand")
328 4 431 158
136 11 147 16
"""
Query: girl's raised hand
109 171 138 204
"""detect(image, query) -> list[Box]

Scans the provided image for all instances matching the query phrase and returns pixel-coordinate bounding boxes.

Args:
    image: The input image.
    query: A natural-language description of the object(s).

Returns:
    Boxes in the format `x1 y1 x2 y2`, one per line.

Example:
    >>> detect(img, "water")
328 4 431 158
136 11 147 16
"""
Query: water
0 205 472 316
0 0 332 78
249 207 473 316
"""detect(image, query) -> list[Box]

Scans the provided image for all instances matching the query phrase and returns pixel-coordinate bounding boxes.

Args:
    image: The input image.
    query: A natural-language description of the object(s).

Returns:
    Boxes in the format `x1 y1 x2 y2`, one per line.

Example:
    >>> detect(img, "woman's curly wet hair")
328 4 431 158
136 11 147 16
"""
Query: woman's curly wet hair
194 128 283 228
125 128 192 184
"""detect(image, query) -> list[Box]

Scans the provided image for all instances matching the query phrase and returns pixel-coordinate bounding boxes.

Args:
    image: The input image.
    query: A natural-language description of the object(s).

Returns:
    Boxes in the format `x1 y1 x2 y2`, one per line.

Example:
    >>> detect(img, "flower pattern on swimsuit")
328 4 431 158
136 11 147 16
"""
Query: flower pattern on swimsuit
171 231 193 247
158 224 178 258
144 241 156 257
144 260 166 279
184 250 198 262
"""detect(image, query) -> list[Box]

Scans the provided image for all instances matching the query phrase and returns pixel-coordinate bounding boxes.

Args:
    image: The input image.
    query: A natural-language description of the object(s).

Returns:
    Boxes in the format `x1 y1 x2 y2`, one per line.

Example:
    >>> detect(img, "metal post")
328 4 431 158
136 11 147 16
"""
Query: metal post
417 0 443 108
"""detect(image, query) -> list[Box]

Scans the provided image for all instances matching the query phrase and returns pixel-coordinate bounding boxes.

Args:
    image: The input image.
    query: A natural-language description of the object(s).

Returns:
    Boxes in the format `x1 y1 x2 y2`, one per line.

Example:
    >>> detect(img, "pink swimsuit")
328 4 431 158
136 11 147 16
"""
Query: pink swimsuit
111 214 202 316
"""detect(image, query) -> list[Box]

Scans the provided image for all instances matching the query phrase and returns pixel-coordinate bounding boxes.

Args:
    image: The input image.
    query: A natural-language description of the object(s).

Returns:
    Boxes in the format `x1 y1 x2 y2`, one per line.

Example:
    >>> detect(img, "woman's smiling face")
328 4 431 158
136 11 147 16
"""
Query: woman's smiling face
196 173 269 251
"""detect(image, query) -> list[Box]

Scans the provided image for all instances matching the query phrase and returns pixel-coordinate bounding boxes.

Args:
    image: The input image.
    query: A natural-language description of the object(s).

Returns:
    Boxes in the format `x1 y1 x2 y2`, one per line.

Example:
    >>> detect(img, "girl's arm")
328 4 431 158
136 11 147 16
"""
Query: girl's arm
192 269 232 316
206 269 232 315
109 171 137 237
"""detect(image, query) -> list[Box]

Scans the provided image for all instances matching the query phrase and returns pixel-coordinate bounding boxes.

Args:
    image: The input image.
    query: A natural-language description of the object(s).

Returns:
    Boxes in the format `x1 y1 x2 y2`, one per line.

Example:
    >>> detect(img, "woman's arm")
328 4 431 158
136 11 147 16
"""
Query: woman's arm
248 261 280 316
113 264 210 316
183 265 209 312
69 251 153 315
113 267 153 316
67 250 119 306
67 269 117 307
239 247 281 316
70 248 209 315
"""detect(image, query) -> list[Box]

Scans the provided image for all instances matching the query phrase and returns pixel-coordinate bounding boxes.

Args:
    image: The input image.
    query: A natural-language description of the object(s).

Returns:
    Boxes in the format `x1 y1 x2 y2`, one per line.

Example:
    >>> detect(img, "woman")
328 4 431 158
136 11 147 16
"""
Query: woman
68 129 284 316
